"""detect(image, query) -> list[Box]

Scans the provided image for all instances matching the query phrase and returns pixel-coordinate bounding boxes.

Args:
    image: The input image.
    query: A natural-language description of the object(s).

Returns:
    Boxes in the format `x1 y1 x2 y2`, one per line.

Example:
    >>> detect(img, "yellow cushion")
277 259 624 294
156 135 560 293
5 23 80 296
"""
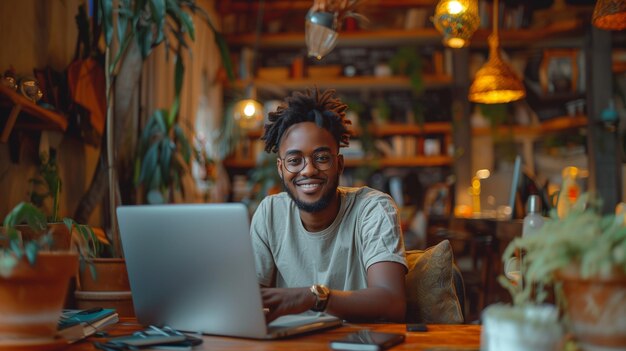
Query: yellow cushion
405 239 464 324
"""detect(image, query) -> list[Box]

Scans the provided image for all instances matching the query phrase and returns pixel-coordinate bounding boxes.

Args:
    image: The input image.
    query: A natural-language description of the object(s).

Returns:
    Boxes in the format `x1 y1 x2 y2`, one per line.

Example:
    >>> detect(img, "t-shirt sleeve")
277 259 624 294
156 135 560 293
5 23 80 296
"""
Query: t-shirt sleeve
250 198 276 287
358 192 408 271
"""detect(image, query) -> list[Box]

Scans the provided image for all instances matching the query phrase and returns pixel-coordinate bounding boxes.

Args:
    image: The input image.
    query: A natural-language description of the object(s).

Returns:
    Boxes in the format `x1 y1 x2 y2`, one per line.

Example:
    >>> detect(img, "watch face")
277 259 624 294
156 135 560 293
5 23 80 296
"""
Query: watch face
312 284 329 299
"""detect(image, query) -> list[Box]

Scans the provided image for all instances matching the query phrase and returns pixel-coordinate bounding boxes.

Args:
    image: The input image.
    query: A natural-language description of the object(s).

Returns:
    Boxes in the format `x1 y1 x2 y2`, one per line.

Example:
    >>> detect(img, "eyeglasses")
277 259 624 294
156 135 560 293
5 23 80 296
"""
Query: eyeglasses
279 151 337 174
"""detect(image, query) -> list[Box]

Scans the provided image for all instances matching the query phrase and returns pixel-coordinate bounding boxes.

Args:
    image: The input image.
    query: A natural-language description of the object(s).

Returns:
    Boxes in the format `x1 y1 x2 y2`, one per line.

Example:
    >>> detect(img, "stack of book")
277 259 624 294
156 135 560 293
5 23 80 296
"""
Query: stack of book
57 308 119 343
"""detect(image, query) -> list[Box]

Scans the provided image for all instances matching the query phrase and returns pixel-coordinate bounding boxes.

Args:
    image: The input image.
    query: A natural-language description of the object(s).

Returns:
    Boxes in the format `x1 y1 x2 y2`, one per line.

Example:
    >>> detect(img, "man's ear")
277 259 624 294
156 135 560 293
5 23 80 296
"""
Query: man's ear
337 153 345 175
276 158 283 179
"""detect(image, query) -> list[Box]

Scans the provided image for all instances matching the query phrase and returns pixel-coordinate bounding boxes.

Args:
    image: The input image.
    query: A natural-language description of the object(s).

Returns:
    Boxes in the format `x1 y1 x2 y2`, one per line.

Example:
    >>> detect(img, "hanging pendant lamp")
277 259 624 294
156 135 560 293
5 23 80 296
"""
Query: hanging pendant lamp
468 0 525 104
592 0 626 31
433 0 480 48
234 0 264 128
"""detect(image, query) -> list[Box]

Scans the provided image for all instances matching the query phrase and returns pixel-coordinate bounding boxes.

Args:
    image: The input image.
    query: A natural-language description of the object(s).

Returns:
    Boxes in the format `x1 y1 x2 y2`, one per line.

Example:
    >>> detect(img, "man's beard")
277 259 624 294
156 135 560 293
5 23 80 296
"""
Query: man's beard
282 175 339 213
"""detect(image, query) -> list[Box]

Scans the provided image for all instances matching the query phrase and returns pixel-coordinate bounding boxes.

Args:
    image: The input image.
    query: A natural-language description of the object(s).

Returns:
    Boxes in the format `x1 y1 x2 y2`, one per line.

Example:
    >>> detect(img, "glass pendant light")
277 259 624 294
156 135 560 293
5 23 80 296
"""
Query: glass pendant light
433 0 480 48
304 1 363 60
592 0 626 31
305 10 339 60
234 85 264 130
234 0 264 128
468 0 525 104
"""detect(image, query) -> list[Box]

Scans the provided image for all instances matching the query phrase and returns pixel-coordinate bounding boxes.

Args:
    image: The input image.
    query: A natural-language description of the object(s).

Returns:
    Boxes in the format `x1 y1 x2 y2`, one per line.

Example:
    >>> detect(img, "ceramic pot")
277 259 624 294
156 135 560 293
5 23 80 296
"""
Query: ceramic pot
480 303 563 351
75 258 135 317
557 265 626 351
0 252 78 340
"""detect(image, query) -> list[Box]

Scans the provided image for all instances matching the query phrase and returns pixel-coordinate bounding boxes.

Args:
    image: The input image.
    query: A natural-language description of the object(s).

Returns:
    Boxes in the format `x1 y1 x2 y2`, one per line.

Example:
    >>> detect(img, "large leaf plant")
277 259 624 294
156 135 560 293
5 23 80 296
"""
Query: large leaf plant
99 0 234 205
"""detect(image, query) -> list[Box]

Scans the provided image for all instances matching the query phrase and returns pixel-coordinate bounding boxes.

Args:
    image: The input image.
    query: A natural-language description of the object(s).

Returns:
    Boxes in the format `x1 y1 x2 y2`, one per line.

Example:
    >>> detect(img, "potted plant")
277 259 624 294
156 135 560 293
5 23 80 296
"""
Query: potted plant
496 192 626 351
0 202 100 343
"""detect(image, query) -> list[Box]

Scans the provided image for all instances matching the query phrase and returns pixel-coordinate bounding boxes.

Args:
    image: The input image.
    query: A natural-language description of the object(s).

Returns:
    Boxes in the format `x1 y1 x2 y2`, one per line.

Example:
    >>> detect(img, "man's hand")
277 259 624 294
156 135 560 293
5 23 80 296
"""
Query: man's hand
260 287 314 323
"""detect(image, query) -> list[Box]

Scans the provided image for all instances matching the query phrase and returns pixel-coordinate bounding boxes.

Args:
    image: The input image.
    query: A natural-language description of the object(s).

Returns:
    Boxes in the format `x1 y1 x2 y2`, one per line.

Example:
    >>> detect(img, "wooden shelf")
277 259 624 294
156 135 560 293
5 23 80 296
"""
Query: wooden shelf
233 75 452 92
226 20 584 49
219 0 436 13
346 155 453 167
226 28 442 48
0 85 68 143
239 122 452 139
224 155 453 169
472 115 587 137
369 122 451 136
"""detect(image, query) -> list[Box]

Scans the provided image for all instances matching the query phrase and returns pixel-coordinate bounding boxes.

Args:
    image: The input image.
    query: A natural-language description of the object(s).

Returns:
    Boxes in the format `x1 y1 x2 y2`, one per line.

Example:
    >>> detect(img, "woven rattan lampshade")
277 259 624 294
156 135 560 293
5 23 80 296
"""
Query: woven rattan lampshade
433 0 480 48
592 0 626 31
468 0 525 104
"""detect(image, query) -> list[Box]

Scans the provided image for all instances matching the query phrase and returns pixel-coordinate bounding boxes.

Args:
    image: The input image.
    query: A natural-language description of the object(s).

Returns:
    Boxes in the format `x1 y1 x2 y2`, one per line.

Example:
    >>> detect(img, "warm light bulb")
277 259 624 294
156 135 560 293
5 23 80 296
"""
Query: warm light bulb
476 169 490 179
445 37 467 48
243 102 256 117
447 1 465 14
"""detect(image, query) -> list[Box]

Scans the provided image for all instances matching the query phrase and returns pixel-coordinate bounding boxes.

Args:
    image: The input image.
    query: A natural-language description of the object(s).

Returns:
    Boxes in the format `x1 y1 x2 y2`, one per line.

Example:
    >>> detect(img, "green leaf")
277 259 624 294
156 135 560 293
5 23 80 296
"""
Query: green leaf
138 142 160 185
24 241 38 265
179 11 195 41
174 54 184 99
174 125 191 163
215 32 235 81
101 0 113 46
3 202 47 232
149 0 166 26
138 27 154 58
160 139 173 184
116 10 129 46
168 96 180 129
149 166 163 190
139 110 167 156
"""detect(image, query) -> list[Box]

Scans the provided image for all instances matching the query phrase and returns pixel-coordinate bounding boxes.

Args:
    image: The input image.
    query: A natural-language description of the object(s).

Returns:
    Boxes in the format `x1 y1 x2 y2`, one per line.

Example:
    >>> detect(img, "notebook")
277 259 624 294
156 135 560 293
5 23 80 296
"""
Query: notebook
116 203 342 339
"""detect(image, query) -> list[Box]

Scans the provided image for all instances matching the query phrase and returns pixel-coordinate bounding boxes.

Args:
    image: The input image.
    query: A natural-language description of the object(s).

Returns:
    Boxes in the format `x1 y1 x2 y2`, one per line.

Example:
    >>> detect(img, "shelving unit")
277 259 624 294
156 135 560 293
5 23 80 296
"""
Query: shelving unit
224 122 455 169
0 85 68 143
219 1 593 210
224 19 584 49
232 75 452 92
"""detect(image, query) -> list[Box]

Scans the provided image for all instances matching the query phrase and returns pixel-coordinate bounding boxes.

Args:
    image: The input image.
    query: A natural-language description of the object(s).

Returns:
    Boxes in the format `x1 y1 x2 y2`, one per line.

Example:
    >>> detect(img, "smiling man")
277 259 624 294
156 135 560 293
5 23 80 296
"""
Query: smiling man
250 88 407 323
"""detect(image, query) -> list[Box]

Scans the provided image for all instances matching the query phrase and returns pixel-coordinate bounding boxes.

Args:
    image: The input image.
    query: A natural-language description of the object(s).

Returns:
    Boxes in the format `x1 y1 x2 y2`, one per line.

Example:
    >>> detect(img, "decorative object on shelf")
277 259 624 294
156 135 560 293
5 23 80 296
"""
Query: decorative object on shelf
539 49 580 95
1 68 17 90
432 0 480 48
468 0 525 104
305 0 364 60
592 0 626 31
18 76 43 103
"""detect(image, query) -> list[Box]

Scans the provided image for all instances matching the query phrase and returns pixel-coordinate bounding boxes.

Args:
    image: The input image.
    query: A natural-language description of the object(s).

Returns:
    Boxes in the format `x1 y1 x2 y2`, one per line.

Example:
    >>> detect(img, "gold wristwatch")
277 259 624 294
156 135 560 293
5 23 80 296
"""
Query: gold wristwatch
310 284 330 312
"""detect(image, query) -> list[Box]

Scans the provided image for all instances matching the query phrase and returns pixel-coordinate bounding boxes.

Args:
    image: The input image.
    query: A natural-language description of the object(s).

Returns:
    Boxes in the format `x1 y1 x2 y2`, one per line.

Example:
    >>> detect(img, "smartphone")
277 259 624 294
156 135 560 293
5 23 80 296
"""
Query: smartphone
406 323 428 332
330 330 405 351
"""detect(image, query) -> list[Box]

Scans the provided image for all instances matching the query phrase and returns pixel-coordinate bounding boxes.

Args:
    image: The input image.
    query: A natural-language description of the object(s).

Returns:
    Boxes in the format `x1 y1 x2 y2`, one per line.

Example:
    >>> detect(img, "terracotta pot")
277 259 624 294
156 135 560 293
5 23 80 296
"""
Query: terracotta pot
75 258 135 317
15 222 72 251
0 252 78 340
557 265 626 351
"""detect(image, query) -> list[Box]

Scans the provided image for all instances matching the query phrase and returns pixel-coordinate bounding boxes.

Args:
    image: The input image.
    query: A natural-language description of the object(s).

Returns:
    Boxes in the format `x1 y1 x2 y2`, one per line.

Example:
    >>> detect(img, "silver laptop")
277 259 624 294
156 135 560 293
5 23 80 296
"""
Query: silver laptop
116 203 342 339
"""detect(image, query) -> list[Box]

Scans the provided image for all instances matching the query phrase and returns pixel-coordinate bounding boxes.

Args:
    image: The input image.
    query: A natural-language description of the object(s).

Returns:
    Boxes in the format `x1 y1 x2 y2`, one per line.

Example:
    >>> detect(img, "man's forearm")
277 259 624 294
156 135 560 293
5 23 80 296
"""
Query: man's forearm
324 287 406 322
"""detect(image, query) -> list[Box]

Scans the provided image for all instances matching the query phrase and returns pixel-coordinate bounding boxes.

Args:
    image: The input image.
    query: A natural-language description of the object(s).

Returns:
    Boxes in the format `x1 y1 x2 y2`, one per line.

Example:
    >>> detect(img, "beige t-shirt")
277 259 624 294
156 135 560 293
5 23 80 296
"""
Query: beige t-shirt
250 186 407 290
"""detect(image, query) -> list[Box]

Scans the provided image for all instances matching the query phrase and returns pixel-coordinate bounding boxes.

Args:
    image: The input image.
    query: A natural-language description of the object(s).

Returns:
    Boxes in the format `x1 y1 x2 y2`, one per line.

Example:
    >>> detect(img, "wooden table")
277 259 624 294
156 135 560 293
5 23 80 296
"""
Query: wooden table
66 318 481 350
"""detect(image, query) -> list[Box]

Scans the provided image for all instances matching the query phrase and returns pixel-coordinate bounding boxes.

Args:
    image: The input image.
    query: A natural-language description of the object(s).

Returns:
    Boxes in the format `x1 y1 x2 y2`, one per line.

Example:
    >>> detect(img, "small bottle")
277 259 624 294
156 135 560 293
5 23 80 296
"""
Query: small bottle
556 166 580 219
522 195 544 238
